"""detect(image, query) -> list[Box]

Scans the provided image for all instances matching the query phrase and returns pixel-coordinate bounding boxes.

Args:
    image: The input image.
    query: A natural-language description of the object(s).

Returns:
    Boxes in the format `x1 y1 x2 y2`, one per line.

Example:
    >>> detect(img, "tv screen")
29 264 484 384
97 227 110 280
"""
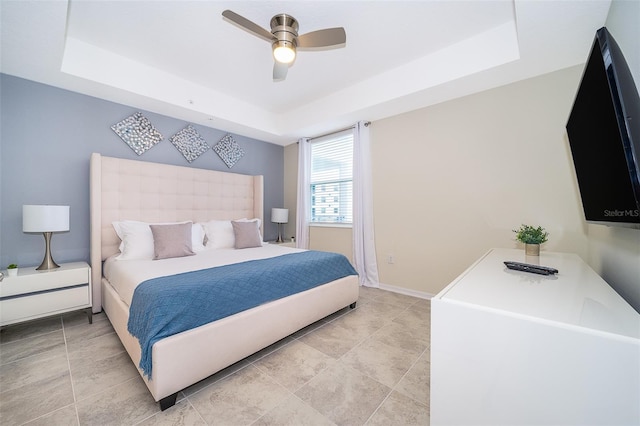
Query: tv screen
566 27 640 225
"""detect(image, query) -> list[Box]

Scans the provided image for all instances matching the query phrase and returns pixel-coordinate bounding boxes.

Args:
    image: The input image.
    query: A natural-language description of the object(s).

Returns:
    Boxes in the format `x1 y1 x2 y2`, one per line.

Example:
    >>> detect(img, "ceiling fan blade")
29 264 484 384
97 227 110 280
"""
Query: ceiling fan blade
222 10 274 42
298 27 346 49
273 61 289 81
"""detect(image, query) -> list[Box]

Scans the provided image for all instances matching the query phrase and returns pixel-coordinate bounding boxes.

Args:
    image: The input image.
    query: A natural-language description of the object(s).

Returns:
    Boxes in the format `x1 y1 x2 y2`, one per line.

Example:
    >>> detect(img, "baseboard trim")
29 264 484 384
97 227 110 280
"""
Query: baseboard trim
377 282 434 300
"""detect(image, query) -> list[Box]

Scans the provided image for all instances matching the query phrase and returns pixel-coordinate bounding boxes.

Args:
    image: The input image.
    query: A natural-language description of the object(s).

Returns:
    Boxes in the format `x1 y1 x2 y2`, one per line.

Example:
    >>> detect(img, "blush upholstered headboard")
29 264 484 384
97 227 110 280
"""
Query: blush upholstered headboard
89 153 264 313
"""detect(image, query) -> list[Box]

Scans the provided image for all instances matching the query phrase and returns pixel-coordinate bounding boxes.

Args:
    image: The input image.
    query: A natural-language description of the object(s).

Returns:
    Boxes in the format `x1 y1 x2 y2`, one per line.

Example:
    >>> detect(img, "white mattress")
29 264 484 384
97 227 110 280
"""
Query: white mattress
103 244 302 307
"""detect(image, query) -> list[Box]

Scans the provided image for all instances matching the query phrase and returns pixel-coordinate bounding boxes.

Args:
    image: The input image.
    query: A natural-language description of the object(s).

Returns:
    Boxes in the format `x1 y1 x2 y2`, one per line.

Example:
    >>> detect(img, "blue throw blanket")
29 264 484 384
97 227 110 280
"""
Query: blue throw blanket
127 250 357 378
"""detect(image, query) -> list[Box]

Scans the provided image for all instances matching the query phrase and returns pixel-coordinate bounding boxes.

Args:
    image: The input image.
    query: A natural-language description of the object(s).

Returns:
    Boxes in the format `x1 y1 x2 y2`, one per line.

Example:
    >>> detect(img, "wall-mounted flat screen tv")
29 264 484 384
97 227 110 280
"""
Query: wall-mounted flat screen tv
566 27 640 225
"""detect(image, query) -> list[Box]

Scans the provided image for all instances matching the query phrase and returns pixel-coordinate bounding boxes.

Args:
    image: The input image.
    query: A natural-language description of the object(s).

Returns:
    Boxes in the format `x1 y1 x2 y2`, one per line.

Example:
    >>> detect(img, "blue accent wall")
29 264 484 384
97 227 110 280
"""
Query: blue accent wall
0 74 284 268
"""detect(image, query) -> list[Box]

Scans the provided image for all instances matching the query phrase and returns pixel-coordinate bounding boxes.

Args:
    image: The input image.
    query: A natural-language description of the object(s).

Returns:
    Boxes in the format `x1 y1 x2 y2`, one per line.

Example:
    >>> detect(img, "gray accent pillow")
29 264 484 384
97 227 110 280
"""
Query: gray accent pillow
149 222 195 260
232 220 262 249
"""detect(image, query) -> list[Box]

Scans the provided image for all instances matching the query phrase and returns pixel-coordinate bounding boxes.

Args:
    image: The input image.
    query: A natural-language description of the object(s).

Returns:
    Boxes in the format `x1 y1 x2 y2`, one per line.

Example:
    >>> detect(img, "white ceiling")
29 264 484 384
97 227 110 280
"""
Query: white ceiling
0 0 611 146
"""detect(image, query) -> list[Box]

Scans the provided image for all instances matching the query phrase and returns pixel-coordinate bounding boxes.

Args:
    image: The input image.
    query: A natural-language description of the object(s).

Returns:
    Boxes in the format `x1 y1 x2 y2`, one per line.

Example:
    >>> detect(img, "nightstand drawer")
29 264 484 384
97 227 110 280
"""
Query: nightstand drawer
0 283 90 325
0 262 89 298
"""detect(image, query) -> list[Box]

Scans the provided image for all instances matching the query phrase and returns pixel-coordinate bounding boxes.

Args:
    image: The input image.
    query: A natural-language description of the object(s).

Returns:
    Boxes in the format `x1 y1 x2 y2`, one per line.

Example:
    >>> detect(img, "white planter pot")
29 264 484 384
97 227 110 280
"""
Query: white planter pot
7 268 18 277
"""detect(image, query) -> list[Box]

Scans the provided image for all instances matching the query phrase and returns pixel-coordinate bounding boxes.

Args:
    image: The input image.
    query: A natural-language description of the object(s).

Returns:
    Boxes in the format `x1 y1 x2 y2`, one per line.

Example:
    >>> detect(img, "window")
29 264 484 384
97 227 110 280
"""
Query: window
310 131 353 224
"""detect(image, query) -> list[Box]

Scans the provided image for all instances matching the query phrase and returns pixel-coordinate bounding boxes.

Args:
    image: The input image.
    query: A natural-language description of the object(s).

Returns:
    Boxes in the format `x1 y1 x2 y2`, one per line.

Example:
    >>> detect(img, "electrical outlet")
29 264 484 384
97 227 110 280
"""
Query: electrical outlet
387 254 394 264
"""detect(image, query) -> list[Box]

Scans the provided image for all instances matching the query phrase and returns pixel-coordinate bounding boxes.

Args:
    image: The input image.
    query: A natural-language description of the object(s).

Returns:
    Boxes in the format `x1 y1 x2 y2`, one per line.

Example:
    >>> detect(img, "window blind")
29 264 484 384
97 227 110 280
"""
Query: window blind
310 131 353 223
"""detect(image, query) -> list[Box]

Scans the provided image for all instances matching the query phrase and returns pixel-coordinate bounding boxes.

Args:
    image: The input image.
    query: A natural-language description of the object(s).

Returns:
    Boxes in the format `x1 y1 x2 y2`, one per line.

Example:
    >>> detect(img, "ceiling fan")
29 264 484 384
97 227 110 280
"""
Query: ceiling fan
222 10 346 81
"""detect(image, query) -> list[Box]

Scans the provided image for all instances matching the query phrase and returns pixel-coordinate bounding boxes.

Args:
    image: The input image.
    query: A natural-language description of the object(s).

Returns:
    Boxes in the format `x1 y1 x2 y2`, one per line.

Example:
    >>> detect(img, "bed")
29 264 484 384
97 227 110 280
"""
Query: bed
89 153 360 410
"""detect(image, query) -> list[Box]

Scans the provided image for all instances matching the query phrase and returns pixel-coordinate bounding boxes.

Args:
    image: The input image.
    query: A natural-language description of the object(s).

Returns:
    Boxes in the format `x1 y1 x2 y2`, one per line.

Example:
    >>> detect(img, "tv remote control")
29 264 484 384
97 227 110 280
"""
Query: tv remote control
504 261 559 275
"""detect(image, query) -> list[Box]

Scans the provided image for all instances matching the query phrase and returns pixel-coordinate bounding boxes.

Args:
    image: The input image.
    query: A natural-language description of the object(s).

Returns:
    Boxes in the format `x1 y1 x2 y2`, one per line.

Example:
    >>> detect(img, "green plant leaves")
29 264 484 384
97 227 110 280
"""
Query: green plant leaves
512 224 549 244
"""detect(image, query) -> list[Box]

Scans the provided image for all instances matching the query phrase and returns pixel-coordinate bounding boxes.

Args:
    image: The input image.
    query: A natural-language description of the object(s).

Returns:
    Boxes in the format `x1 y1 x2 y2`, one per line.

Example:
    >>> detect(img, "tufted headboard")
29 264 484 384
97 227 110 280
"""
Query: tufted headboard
89 153 264 312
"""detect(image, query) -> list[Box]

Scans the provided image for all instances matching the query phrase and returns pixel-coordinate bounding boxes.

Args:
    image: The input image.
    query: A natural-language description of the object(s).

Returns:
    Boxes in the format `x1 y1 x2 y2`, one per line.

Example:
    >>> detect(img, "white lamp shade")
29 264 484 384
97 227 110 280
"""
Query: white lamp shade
23 205 70 232
271 208 289 224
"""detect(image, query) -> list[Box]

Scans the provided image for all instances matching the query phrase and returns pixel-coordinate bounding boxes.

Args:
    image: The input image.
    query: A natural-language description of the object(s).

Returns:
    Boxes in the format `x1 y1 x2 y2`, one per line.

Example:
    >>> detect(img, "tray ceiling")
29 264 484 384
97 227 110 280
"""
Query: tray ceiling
0 1 611 145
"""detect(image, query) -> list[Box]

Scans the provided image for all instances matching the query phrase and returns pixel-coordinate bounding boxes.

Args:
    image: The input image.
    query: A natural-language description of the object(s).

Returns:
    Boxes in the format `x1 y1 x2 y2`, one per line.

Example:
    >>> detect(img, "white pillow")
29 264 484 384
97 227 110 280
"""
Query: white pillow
113 220 205 260
112 221 153 260
202 220 235 249
202 218 263 249
191 223 206 252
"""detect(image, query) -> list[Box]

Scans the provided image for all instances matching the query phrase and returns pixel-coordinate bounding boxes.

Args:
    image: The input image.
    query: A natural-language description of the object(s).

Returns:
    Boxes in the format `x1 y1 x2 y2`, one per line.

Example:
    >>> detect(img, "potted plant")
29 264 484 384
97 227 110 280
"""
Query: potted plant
7 263 18 277
513 224 548 256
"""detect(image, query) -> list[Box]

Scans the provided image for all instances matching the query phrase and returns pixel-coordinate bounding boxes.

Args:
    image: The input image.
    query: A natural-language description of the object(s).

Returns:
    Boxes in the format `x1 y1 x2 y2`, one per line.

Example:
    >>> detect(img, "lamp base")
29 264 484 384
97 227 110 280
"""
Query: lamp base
276 223 284 243
36 232 61 270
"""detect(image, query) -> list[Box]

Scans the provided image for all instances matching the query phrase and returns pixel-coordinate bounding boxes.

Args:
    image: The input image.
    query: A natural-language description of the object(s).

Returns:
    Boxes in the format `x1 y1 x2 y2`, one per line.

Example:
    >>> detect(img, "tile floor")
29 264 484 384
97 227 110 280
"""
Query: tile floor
0 286 430 425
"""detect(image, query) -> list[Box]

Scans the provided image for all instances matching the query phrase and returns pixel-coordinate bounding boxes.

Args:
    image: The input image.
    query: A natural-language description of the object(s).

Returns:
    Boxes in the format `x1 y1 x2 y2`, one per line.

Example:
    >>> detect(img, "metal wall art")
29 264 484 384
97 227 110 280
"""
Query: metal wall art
213 134 245 168
111 112 163 155
169 125 210 163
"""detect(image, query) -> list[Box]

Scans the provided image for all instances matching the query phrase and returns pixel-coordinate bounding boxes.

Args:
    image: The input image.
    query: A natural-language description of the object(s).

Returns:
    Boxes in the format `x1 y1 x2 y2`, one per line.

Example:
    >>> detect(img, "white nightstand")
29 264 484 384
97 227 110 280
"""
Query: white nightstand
0 262 92 326
271 241 296 248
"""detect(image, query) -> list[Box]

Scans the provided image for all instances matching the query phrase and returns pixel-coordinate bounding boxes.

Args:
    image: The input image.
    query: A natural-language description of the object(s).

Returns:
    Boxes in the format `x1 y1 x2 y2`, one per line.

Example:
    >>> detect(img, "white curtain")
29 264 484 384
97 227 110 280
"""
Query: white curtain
353 121 380 287
296 137 311 249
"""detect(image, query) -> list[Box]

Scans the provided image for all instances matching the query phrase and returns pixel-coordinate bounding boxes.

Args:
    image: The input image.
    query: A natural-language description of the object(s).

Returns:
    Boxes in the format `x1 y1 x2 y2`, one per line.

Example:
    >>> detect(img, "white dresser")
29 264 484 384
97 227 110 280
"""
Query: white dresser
431 248 640 425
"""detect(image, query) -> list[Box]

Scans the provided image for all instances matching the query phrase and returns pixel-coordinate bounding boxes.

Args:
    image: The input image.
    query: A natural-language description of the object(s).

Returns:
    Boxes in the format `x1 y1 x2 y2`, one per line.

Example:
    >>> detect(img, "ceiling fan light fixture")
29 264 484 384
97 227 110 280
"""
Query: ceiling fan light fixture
273 40 296 64
222 10 345 80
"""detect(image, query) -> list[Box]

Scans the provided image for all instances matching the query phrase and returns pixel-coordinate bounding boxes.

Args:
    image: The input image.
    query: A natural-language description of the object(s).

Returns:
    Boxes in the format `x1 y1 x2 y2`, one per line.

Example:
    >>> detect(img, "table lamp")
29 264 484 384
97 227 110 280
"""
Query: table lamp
23 205 70 270
271 208 289 243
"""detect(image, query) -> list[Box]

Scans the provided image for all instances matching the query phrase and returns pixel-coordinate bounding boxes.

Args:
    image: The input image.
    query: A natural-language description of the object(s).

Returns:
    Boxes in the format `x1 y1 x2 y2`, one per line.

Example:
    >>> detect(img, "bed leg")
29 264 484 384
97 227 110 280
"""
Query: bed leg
159 393 178 411
349 302 357 309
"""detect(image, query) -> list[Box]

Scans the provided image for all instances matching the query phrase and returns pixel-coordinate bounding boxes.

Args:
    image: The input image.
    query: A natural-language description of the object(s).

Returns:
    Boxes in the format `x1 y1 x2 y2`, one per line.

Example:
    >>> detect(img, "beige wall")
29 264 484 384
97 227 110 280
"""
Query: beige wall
283 0 640 303
309 226 353 263
285 65 590 296
371 66 591 295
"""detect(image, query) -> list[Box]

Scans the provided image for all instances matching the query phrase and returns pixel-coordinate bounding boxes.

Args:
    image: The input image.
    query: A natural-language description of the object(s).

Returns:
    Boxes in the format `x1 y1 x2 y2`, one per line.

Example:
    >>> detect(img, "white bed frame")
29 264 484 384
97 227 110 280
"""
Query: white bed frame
89 153 359 409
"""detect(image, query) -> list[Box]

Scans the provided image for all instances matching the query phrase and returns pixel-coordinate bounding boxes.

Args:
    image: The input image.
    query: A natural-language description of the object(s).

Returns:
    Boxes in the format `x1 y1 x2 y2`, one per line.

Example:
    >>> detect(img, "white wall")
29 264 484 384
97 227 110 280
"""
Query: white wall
586 0 640 312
